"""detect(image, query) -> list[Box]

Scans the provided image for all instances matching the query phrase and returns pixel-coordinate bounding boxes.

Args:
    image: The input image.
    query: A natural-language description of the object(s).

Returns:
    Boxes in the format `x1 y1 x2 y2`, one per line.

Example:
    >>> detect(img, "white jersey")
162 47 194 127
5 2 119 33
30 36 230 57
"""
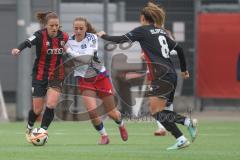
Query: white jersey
66 33 105 78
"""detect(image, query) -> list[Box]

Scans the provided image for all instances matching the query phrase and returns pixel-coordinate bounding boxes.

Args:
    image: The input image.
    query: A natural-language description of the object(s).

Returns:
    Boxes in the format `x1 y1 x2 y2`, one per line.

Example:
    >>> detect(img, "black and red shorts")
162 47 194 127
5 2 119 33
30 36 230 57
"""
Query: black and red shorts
32 78 63 97
147 73 177 106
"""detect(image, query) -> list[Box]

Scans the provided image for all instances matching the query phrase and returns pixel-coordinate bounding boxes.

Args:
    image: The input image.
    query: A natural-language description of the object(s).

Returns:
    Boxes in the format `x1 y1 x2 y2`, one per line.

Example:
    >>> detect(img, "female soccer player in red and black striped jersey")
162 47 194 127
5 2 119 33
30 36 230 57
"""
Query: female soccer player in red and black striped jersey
65 17 128 145
97 2 198 150
11 11 68 143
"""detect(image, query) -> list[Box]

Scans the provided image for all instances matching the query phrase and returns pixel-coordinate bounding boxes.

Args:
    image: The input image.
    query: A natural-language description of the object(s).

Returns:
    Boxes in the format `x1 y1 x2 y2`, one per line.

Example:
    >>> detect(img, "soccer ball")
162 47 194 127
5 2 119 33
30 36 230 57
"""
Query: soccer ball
30 128 48 146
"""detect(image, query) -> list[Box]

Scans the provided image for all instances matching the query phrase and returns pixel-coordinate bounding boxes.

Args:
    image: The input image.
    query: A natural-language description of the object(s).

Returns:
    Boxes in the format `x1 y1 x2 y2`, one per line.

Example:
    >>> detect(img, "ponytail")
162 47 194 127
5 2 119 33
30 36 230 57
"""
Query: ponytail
36 11 58 27
141 2 166 28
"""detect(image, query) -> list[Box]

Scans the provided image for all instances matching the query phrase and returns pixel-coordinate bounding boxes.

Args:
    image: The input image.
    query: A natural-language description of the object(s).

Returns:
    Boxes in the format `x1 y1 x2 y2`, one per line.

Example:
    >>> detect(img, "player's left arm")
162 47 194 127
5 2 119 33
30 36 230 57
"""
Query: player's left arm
90 34 100 63
166 36 189 79
174 45 189 79
99 34 129 44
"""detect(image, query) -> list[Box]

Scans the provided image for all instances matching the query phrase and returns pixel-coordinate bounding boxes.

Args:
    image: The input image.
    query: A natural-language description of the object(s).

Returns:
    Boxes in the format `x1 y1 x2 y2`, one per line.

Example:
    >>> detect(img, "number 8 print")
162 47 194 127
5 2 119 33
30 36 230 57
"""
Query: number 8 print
158 35 170 58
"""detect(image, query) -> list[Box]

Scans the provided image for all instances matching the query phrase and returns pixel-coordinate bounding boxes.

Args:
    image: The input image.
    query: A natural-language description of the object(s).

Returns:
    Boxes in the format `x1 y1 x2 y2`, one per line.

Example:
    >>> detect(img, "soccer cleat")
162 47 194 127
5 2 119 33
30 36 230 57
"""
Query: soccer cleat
154 128 167 136
188 118 198 142
98 135 110 145
25 128 32 143
119 125 128 141
167 139 190 150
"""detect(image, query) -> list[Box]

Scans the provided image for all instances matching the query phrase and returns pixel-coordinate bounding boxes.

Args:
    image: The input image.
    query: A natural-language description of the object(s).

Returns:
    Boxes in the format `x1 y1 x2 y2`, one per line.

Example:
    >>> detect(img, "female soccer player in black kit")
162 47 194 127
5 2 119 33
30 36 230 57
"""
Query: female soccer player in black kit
11 11 68 143
97 2 198 150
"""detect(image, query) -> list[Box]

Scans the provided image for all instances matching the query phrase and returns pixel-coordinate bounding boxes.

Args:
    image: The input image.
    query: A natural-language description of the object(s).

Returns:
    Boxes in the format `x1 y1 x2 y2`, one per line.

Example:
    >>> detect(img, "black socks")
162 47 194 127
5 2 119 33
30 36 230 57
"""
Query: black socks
160 110 186 125
27 109 38 128
153 110 183 139
114 118 123 126
41 107 54 130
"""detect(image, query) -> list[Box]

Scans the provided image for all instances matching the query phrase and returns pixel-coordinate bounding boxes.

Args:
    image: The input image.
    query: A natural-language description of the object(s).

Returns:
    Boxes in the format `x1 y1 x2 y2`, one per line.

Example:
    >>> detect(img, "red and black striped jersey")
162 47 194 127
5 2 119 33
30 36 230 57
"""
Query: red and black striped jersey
18 28 69 81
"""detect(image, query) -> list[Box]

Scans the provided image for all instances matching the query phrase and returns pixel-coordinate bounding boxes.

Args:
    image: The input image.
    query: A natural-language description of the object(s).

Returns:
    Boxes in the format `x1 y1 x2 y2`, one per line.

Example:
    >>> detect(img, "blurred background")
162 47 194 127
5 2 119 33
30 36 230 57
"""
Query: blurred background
0 0 240 121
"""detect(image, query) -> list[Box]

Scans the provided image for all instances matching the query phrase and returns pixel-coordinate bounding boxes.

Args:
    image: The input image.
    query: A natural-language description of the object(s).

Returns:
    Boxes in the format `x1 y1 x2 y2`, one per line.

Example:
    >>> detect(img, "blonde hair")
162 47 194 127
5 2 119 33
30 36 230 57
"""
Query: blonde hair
141 2 166 28
73 17 97 34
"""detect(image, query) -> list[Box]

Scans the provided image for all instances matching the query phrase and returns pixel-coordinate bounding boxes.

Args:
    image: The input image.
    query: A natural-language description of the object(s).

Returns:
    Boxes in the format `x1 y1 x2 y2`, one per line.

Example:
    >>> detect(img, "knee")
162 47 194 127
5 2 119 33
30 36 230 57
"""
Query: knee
91 118 101 125
46 100 58 109
88 110 99 120
33 107 43 115
107 110 120 119
46 89 60 108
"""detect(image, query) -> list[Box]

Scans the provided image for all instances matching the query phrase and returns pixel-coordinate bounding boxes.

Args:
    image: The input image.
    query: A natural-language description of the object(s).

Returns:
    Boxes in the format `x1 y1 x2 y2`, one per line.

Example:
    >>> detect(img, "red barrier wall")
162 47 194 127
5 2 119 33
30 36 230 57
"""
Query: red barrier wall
197 13 240 98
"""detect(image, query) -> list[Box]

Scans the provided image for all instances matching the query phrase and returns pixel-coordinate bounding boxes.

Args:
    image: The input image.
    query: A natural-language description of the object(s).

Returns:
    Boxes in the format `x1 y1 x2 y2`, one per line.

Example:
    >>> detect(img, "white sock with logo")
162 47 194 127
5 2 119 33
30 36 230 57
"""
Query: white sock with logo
99 127 107 136
184 118 191 127
177 135 187 144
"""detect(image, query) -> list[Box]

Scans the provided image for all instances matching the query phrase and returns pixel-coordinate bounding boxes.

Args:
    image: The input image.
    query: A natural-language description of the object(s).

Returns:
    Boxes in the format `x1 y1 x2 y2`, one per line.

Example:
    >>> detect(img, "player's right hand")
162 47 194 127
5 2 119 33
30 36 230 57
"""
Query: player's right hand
96 31 106 37
181 71 190 79
11 48 21 56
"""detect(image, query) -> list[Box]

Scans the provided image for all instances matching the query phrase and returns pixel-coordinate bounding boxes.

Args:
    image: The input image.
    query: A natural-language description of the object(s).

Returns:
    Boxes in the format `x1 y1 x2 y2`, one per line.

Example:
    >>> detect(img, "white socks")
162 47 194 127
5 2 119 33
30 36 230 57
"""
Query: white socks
184 118 191 127
99 127 107 136
119 120 124 127
27 124 33 130
164 104 173 111
177 135 187 143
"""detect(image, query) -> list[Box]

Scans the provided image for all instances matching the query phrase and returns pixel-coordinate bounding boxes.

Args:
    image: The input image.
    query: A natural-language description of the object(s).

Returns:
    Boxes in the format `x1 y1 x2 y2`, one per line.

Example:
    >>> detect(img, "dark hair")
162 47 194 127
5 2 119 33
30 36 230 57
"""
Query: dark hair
140 2 166 28
73 17 97 34
36 11 59 27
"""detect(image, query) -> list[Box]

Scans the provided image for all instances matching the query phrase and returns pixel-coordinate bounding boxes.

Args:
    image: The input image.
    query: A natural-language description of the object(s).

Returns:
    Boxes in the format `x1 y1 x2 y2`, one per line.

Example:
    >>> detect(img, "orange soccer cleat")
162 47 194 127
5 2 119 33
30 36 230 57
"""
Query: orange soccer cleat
154 128 167 136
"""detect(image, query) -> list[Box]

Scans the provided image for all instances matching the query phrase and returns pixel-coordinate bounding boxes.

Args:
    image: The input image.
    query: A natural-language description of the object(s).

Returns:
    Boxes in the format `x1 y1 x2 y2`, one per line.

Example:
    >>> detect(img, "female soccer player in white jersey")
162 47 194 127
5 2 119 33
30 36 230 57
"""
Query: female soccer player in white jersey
97 2 198 150
65 17 128 145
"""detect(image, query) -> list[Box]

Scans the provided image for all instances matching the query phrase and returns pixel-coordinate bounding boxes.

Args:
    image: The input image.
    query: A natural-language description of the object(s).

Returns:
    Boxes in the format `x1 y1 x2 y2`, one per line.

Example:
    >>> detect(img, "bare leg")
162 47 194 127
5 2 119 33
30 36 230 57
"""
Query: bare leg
101 95 128 141
40 88 60 130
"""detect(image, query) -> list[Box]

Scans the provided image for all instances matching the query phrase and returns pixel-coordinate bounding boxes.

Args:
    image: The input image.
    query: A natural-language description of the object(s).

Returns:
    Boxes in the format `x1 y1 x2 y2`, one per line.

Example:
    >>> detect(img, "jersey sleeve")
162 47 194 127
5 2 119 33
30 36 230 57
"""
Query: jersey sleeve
101 35 129 43
27 31 41 46
174 44 187 72
165 35 177 51
17 31 41 51
125 26 145 42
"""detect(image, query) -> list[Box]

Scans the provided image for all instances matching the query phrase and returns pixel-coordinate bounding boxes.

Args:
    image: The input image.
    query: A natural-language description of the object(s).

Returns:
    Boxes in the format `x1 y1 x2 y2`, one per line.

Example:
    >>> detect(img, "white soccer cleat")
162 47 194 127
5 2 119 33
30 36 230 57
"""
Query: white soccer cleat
25 128 32 143
167 139 190 150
